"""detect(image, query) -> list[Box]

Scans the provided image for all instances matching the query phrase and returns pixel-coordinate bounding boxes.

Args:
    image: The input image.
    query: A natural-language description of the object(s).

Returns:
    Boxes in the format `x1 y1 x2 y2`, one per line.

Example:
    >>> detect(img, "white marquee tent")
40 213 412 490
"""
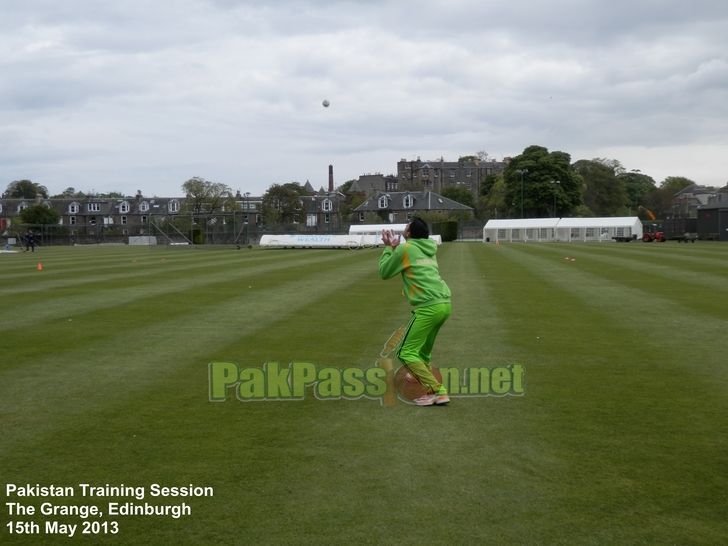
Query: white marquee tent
259 224 441 249
482 218 560 243
483 217 643 243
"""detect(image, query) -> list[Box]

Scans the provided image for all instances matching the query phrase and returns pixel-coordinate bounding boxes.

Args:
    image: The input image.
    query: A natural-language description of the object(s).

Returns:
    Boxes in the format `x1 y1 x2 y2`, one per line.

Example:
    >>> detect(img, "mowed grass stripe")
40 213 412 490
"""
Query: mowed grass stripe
0 246 306 296
26 244 549 545
473 243 728 542
2 245 547 544
0 248 376 455
0 249 363 332
519 243 728 319
437 243 524 365
503 243 727 385
505 243 728 384
2 244 726 545
541 242 728 293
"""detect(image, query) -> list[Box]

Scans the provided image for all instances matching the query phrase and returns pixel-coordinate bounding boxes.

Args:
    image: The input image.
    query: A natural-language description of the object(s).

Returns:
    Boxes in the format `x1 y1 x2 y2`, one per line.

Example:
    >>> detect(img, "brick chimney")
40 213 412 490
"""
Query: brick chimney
328 165 334 193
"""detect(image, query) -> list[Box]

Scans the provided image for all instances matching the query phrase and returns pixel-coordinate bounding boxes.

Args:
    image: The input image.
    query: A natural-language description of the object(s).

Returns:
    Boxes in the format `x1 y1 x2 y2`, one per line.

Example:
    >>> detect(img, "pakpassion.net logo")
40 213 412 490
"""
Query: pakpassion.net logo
208 361 524 404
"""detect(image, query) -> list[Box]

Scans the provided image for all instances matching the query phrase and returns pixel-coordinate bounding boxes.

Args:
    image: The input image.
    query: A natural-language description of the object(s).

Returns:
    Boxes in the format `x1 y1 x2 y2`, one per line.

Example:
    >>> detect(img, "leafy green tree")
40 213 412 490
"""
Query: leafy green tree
479 174 507 220
182 177 236 214
338 179 365 222
262 182 306 224
51 187 86 198
19 204 60 225
441 186 475 208
480 173 500 197
618 171 657 212
5 180 48 199
660 176 695 193
572 159 628 216
337 179 356 194
638 176 695 220
505 146 581 218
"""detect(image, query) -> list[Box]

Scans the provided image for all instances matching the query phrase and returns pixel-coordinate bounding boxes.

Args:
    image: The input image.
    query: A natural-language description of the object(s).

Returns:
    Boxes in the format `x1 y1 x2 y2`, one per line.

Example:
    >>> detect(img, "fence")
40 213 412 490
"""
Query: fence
3 216 488 247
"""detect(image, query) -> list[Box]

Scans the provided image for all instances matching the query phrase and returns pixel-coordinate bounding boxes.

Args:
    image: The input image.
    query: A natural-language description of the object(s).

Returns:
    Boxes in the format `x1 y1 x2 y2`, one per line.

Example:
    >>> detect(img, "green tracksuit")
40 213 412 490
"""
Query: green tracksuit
379 238 451 393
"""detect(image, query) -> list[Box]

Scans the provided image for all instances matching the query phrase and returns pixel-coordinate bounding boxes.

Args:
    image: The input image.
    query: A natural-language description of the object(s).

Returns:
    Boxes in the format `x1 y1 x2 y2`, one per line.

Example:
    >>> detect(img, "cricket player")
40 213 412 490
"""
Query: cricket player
379 217 451 406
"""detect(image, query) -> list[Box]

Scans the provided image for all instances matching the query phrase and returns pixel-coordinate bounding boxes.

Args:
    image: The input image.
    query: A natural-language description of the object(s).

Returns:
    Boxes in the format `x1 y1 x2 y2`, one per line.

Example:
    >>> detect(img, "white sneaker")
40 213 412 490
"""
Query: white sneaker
434 392 450 405
413 393 437 406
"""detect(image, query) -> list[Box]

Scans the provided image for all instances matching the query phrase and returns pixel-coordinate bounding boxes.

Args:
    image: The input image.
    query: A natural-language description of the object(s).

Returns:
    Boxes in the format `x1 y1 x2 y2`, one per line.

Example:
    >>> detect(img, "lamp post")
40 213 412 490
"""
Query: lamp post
550 180 561 217
244 192 250 244
517 169 528 218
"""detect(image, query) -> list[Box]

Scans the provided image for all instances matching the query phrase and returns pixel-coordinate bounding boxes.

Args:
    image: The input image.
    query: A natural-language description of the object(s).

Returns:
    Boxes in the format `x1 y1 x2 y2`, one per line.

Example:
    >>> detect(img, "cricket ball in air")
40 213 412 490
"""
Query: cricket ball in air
322 99 330 108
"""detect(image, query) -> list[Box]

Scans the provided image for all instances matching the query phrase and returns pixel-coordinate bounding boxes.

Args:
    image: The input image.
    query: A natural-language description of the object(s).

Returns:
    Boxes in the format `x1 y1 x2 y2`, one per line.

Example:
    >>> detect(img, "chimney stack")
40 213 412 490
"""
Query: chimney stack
328 165 334 193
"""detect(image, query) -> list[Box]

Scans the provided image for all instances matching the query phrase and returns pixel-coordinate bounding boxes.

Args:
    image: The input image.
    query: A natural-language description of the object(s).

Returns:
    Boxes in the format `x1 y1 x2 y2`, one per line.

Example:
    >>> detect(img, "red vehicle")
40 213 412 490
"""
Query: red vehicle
642 223 666 242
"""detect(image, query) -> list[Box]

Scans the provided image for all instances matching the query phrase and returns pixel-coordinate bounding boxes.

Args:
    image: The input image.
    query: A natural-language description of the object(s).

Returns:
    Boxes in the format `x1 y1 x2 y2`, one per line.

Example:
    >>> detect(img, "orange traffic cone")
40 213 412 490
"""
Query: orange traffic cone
37 262 43 271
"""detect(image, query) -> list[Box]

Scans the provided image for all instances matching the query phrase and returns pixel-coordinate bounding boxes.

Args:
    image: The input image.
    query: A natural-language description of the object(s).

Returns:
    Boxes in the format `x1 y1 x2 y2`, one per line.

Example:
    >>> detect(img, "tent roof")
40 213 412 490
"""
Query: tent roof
350 223 408 234
556 217 641 228
484 218 560 229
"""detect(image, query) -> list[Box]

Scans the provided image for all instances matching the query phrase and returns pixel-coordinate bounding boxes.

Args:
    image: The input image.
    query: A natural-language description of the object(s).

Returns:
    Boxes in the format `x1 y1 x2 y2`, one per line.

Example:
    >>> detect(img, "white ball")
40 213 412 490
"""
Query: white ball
322 99 330 108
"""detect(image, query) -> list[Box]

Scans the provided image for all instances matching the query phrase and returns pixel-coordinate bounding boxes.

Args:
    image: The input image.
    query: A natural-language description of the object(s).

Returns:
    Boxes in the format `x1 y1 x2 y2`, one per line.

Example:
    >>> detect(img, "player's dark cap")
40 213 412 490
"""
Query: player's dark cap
408 217 429 239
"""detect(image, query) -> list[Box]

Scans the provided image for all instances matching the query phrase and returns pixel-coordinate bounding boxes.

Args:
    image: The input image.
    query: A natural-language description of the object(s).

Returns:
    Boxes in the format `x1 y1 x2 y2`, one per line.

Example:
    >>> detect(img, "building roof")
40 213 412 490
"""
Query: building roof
350 174 386 194
354 191 473 212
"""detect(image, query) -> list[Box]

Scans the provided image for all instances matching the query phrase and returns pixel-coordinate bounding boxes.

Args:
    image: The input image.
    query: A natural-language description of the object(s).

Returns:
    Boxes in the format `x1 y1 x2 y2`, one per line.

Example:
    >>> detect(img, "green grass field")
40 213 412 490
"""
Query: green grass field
1 242 727 545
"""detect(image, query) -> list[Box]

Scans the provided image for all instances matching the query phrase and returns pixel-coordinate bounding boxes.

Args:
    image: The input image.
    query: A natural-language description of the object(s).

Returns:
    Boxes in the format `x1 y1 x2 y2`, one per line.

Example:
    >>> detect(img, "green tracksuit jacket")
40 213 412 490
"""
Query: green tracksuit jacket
378 238 451 308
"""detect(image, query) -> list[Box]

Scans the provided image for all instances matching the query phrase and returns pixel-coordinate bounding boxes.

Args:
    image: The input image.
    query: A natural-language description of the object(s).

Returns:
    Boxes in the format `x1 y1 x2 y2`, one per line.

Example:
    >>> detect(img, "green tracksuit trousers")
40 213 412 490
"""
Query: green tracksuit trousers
396 302 451 393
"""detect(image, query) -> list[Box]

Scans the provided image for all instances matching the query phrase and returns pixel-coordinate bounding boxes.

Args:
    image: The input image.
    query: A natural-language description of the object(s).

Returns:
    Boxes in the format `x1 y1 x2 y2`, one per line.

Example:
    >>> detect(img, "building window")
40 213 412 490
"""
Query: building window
70 216 76 225
139 201 149 213
306 214 317 227
88 203 101 212
322 199 332 212
17 202 28 212
119 201 130 213
449 169 456 178
0 203 2 213
359 212 365 222
121 216 128 225
403 194 414 209
68 203 79 214
325 213 330 224
90 216 97 226
141 216 147 224
378 195 389 209
168 200 180 213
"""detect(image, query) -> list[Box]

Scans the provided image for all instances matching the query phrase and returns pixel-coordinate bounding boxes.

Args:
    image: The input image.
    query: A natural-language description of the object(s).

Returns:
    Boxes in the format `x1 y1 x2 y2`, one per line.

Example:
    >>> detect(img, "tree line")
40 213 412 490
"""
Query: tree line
5 145 727 226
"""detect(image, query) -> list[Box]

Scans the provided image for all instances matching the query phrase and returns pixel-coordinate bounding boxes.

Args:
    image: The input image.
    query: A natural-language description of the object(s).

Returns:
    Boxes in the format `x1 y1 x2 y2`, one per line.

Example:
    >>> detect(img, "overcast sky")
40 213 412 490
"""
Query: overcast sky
2 0 727 197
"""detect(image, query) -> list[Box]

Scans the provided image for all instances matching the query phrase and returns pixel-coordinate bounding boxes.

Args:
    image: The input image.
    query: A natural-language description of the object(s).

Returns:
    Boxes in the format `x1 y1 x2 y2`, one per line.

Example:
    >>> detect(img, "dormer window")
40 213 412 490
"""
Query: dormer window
17 202 28 212
322 199 332 212
168 200 180 213
139 201 149 213
378 195 389 209
88 203 101 212
403 194 414 209
119 201 130 213
69 202 80 214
